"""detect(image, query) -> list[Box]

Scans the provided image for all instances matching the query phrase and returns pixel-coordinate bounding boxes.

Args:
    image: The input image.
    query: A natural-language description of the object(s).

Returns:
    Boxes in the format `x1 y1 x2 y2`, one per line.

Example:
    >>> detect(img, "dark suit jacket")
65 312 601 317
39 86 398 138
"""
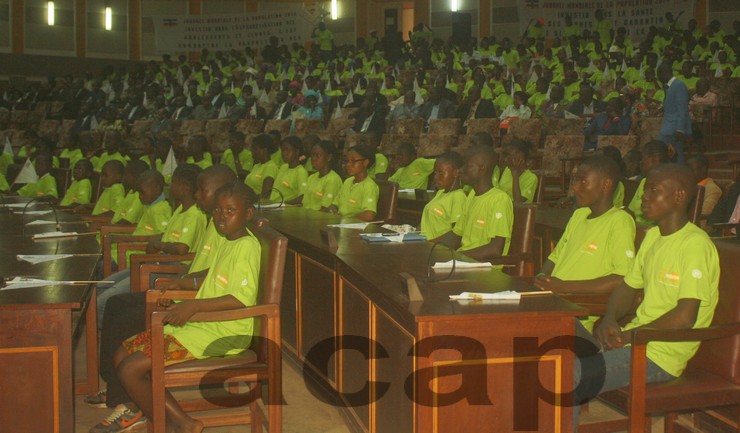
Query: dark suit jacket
458 99 497 119
566 98 606 116
171 105 193 120
268 101 294 120
419 99 457 121
242 104 267 121
352 111 386 135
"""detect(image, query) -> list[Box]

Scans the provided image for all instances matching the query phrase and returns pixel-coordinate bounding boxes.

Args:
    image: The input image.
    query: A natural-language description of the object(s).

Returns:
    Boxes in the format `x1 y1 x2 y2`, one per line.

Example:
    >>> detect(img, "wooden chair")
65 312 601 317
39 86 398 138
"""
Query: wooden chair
390 118 424 136
234 119 265 136
50 167 71 198
427 118 462 135
376 179 399 223
490 203 536 277
597 135 639 156
466 118 500 138
264 119 291 136
100 225 155 277
129 253 194 293
417 134 456 157
533 171 546 205
623 179 641 208
293 118 324 137
146 223 288 433
689 185 705 225
580 237 740 433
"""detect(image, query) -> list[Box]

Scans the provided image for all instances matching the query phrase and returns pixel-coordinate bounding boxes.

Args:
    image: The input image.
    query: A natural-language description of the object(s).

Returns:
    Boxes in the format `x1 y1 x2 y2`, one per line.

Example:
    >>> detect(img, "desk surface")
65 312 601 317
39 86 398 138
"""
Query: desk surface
0 198 99 308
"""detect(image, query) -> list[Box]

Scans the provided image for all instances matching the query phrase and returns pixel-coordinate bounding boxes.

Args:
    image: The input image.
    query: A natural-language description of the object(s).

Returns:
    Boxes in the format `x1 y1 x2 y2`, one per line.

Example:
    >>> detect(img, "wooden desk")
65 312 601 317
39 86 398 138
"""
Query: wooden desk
261 207 584 433
0 199 99 433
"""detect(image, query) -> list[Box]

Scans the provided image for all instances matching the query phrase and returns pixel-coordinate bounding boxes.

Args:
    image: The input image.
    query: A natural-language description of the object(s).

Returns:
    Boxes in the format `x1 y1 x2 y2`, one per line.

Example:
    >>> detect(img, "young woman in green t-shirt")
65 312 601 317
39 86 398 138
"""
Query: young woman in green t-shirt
328 143 379 222
420 151 466 241
244 134 278 199
271 136 309 204
303 140 343 212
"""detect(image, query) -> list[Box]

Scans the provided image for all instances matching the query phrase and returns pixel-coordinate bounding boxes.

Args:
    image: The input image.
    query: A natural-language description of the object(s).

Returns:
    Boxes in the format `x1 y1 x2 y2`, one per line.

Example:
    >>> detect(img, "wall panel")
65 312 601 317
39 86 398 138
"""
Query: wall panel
25 0 75 55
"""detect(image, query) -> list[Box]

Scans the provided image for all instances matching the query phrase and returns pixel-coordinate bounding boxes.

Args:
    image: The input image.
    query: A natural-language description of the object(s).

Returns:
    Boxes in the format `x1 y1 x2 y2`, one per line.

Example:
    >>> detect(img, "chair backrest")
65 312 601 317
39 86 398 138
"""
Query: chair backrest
251 222 288 361
234 119 265 135
91 171 103 201
689 185 705 224
466 118 499 137
427 118 462 135
375 179 399 223
51 167 71 198
509 204 537 276
533 171 545 204
264 119 291 136
689 238 740 384
391 118 424 136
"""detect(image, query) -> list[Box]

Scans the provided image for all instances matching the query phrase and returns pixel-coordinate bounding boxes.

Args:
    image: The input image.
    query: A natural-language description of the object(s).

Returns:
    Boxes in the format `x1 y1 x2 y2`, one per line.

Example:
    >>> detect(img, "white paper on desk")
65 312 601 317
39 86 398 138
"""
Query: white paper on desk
398 188 416 193
433 260 493 269
381 224 417 234
327 222 370 230
25 219 58 226
2 277 69 290
17 254 73 264
16 210 52 216
257 202 283 209
1 202 30 208
449 290 521 301
31 231 79 240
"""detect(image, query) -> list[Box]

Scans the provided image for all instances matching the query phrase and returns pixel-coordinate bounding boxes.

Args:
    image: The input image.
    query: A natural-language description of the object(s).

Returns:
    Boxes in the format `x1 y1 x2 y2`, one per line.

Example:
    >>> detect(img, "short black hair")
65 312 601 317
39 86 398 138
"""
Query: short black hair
348 143 376 168
103 160 125 177
252 133 274 152
215 181 258 209
504 139 532 158
172 164 202 193
651 163 698 205
580 155 621 192
397 143 416 157
643 140 669 162
436 151 464 168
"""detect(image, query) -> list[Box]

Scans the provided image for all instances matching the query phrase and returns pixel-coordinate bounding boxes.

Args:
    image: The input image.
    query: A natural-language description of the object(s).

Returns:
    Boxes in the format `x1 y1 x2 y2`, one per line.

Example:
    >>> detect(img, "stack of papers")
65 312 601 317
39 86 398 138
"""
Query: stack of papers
17 254 73 264
381 224 417 234
31 231 78 240
327 222 371 230
433 260 492 269
2 277 68 290
1 203 29 209
359 233 426 243
449 291 521 301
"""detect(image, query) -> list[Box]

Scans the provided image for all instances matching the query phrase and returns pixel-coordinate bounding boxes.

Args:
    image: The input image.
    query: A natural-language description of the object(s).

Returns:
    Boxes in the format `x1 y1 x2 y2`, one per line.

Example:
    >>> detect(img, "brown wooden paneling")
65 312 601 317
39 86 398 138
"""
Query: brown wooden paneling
281 250 298 352
299 255 337 383
128 0 141 60
339 278 371 431
75 0 85 57
10 0 22 54
373 307 415 433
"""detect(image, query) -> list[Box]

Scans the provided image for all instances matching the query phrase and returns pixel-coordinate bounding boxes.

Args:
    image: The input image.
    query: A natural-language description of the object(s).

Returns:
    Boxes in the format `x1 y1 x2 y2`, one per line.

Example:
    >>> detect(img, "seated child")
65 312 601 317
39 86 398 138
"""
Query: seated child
139 136 170 173
244 134 279 199
627 140 669 225
574 163 719 424
60 138 85 169
185 135 213 170
110 182 262 433
271 136 308 204
420 151 467 241
535 156 636 333
364 132 389 180
328 143 380 222
303 140 343 212
436 145 514 262
78 160 126 215
220 131 253 177
0 171 8 192
59 159 93 206
388 143 435 190
110 160 149 225
92 131 129 172
598 145 627 207
494 139 538 203
17 154 58 199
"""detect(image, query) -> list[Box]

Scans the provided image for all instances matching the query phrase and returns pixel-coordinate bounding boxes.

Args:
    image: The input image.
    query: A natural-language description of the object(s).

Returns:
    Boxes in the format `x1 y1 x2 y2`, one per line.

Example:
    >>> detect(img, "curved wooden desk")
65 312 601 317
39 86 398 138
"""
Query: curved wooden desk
262 207 583 433
0 199 100 433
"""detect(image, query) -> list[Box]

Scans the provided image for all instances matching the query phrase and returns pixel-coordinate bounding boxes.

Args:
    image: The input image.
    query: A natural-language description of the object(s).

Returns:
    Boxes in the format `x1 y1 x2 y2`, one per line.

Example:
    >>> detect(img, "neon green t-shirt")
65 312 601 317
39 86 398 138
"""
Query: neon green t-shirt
613 181 625 208
623 223 720 377
188 220 225 274
628 178 652 225
117 198 172 265
186 153 213 170
166 233 261 358
337 176 379 217
549 207 636 331
244 161 279 196
111 190 145 224
388 158 435 190
60 148 84 168
420 189 467 240
161 204 207 251
0 172 9 192
93 183 125 215
368 153 389 179
270 150 284 167
0 151 13 175
139 156 164 172
60 178 92 206
302 170 343 211
221 148 254 173
18 173 58 198
93 152 128 172
271 164 309 202
494 167 538 203
453 188 513 255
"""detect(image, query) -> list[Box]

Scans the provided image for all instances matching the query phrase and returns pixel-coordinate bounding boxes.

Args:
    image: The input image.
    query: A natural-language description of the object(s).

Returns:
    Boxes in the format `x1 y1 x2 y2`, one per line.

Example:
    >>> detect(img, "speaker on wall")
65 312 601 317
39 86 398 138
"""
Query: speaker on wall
451 12 471 45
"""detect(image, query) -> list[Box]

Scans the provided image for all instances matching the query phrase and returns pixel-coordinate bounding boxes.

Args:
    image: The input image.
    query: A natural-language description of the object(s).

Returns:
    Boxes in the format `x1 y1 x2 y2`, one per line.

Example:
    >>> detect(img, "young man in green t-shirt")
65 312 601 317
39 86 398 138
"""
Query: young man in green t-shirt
388 143 435 190
627 140 669 226
16 154 58 199
437 145 514 262
77 160 126 216
574 163 720 423
59 159 93 206
535 156 636 332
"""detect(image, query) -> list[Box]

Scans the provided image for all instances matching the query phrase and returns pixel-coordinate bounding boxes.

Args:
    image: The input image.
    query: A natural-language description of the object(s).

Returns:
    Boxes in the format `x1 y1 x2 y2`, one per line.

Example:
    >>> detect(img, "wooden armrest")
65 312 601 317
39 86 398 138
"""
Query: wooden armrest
152 277 179 290
101 224 136 236
631 322 740 346
81 215 111 223
130 255 193 293
107 233 158 243
489 253 533 265
116 242 149 271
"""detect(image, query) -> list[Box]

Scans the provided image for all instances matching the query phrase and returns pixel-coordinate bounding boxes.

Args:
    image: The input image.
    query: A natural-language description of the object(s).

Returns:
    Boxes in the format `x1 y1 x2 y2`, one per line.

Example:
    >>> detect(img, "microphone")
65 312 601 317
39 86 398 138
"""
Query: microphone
21 196 60 237
425 241 456 283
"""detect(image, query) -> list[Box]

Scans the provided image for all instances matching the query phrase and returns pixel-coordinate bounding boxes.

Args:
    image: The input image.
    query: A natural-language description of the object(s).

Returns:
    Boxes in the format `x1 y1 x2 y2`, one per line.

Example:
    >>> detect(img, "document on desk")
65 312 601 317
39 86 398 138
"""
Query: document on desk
17 254 74 264
360 233 426 243
449 291 521 301
31 231 79 240
2 277 68 289
25 220 59 226
433 260 492 269
1 203 30 208
16 210 52 215
327 222 371 230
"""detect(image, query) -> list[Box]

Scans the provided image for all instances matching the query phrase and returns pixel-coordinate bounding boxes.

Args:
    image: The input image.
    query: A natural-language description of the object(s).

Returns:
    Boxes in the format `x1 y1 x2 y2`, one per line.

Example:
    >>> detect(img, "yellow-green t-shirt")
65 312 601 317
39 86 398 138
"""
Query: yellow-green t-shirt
613 181 625 208
388 158 435 190
166 234 261 358
111 190 145 224
420 189 467 240
93 183 126 215
453 187 513 255
549 207 636 331
0 151 13 175
244 161 279 196
0 172 9 192
337 176 379 217
18 173 58 198
188 220 225 274
494 167 538 203
116 198 172 266
60 178 92 206
162 204 207 251
270 150 284 167
303 170 343 211
368 153 389 178
60 148 84 168
93 152 128 172
271 164 308 202
221 148 254 173
186 153 213 170
623 223 719 377
628 178 652 225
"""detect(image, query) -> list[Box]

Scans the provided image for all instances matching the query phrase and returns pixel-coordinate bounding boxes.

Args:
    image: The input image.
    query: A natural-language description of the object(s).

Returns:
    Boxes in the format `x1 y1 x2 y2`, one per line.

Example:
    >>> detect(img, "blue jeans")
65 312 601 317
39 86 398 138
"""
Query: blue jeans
96 269 131 328
573 322 675 431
